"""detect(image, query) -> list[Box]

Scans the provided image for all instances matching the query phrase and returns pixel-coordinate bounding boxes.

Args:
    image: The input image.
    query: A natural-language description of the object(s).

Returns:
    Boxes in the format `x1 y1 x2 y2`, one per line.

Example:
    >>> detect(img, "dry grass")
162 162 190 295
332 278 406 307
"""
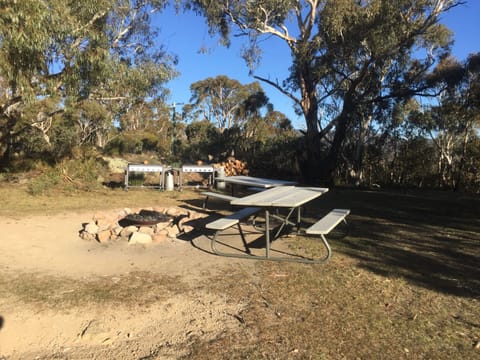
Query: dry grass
1 182 479 359
184 261 479 359
0 271 189 310
0 182 198 216
181 188 480 359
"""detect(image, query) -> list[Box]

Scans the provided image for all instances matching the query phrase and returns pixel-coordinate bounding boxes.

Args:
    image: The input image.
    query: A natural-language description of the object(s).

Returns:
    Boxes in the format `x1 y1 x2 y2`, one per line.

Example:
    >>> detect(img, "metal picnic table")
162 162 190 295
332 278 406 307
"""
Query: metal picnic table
207 186 330 262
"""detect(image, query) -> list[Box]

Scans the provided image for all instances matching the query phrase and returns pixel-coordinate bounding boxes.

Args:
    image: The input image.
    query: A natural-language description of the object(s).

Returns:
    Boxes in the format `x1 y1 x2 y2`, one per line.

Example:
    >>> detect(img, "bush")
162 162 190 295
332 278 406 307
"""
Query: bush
104 134 143 155
26 148 107 195
27 168 61 195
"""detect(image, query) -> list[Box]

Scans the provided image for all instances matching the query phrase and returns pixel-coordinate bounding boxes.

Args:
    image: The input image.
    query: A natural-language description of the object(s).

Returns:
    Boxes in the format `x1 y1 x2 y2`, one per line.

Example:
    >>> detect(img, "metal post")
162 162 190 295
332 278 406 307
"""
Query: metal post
265 209 270 259
171 106 176 157
171 102 184 158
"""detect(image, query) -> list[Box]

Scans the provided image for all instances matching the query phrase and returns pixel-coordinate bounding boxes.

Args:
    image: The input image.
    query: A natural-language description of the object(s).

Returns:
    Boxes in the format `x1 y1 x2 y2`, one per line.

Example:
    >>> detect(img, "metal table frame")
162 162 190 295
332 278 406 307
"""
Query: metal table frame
210 186 331 263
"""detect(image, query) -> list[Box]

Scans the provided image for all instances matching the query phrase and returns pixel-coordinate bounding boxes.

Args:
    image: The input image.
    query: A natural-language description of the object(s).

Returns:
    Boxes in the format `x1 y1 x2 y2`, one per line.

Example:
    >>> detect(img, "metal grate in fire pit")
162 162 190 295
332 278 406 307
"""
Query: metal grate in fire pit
120 210 173 226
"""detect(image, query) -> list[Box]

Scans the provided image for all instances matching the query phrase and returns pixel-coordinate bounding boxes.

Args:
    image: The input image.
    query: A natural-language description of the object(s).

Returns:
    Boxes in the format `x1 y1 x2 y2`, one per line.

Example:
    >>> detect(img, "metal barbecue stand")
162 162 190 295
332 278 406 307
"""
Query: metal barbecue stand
177 164 215 191
124 163 165 191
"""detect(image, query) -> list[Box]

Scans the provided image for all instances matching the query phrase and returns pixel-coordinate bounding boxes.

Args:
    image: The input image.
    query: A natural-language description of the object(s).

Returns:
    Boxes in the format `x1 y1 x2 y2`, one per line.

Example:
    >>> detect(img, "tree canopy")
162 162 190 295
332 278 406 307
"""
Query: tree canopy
1 0 479 193
181 0 463 184
186 75 271 132
0 0 177 167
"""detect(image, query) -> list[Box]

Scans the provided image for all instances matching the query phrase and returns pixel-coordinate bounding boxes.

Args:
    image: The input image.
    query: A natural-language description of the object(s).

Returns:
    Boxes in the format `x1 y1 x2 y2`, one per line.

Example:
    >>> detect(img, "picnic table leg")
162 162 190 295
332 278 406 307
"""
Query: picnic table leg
237 223 251 254
265 209 270 259
209 208 333 264
272 207 296 239
297 206 301 229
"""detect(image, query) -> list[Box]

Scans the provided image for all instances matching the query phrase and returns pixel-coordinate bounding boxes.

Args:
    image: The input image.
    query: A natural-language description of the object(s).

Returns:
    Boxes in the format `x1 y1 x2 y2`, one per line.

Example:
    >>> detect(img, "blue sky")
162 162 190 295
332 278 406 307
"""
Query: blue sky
154 1 479 129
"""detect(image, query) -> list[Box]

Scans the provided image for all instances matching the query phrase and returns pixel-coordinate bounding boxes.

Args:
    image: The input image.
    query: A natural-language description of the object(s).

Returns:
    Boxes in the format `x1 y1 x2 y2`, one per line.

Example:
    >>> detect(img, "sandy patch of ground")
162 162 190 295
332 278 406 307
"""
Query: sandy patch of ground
0 212 257 359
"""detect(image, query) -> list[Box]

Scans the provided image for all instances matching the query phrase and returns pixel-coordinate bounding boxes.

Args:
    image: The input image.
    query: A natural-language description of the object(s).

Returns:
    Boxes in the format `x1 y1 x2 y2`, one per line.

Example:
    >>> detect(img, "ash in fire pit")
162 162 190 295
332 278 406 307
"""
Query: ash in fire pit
119 209 173 227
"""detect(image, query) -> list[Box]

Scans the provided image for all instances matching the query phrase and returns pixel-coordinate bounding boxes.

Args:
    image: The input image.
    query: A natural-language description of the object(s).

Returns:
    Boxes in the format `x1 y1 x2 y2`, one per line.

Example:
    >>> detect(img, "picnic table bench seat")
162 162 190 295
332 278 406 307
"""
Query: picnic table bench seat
206 207 262 256
306 209 350 235
201 191 238 209
301 208 350 263
206 207 261 231
205 206 350 264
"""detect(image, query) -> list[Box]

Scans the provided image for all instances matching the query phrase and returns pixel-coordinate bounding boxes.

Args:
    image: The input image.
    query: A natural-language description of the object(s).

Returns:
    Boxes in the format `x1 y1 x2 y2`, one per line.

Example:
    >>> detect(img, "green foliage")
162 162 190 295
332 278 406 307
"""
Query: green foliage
105 134 143 155
27 167 61 195
180 120 221 162
49 117 78 161
408 54 480 189
246 135 299 178
15 128 52 159
62 156 105 192
27 148 107 195
462 136 480 193
187 76 271 132
0 0 176 169
181 0 461 184
105 131 168 156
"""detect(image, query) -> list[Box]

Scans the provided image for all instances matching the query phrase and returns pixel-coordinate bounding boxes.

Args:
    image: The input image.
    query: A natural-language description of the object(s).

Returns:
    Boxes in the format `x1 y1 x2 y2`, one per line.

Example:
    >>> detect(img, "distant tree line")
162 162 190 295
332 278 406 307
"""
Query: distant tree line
0 0 479 192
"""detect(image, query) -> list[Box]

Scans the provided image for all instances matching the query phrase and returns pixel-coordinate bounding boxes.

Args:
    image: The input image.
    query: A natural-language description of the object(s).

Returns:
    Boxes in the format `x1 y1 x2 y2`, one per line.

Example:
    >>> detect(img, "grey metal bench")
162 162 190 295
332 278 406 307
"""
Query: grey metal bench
206 207 261 255
305 209 350 262
201 191 238 209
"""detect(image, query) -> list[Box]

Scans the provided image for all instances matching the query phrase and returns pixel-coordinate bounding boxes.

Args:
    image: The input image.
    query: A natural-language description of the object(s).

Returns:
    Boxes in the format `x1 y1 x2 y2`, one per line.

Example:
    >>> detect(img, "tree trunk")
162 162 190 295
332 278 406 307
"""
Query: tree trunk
0 139 13 169
296 90 355 186
298 130 323 185
454 124 471 191
351 115 370 186
0 116 17 170
296 68 324 185
320 95 355 186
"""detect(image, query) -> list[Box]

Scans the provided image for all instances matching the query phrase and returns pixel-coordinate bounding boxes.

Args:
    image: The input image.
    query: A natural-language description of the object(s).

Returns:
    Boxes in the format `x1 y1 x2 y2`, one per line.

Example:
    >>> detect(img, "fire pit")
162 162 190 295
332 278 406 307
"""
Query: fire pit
119 209 173 227
79 206 209 244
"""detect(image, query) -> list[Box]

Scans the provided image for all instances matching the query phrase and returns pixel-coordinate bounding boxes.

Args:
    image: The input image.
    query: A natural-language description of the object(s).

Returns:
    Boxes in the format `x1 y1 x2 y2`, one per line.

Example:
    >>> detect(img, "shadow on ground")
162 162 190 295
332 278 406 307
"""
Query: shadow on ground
178 188 480 298
305 188 480 298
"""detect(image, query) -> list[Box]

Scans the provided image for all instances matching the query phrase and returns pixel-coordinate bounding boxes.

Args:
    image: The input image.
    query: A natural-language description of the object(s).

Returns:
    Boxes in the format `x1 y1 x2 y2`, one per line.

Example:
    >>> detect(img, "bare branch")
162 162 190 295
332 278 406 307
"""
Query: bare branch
318 116 339 139
259 23 297 43
253 75 301 106
89 96 129 101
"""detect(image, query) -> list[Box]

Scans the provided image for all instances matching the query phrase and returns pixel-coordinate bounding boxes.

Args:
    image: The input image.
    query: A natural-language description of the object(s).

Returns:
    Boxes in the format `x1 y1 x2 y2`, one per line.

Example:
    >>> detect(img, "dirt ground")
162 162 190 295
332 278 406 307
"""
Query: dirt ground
2 187 478 359
0 211 258 359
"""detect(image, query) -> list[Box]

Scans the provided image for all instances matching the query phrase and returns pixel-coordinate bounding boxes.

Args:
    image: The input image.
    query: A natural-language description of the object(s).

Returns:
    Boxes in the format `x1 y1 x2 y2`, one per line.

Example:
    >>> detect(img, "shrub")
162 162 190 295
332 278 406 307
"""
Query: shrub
26 148 107 195
27 168 61 195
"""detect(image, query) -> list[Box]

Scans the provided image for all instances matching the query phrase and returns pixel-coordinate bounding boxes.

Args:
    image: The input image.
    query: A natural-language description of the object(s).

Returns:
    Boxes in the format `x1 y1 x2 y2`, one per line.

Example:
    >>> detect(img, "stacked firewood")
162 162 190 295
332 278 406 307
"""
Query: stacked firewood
215 157 249 176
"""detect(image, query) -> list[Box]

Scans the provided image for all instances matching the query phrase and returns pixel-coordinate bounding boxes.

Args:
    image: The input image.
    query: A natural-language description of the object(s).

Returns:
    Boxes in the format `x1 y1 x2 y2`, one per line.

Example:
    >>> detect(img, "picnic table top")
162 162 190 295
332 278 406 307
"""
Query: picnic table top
230 186 329 208
221 175 297 188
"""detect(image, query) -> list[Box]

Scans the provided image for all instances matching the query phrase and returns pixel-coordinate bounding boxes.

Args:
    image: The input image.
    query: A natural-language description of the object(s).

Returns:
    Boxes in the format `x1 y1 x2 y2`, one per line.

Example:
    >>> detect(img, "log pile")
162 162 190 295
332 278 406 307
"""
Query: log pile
215 157 249 176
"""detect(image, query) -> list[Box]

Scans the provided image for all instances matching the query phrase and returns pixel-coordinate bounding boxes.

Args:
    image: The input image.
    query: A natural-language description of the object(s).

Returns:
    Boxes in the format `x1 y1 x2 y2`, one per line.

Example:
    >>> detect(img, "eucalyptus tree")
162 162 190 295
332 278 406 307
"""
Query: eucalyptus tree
188 75 288 158
188 75 263 132
410 53 480 189
235 81 271 140
0 0 176 167
181 0 461 184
